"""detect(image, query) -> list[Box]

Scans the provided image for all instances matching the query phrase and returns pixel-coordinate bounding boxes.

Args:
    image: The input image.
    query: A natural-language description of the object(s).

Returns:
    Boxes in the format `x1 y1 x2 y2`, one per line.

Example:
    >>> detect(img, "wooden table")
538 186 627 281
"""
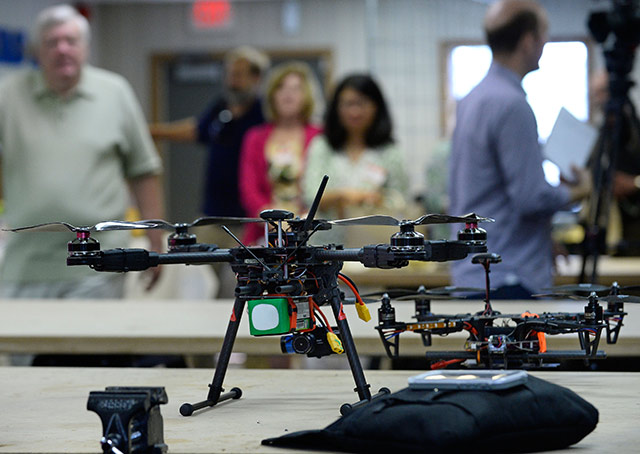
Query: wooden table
1 299 639 357
0 367 638 453
341 255 640 288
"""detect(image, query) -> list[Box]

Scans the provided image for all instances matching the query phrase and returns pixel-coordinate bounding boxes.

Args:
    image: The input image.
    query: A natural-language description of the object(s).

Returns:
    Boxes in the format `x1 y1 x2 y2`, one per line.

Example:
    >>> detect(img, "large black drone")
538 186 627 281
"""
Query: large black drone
8 176 491 416
371 254 639 369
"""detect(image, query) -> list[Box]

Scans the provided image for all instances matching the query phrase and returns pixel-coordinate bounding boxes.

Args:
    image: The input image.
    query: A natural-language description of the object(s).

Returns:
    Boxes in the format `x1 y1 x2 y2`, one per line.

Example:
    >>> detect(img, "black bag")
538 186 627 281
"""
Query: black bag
262 375 598 453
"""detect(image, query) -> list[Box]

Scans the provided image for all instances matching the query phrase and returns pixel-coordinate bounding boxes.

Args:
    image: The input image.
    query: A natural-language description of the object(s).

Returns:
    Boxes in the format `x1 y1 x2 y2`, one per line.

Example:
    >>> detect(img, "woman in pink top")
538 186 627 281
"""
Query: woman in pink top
239 62 322 244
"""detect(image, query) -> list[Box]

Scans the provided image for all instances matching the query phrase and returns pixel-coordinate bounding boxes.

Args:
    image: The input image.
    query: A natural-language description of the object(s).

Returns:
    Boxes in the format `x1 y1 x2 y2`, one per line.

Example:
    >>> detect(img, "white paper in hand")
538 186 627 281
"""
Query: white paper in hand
543 107 597 180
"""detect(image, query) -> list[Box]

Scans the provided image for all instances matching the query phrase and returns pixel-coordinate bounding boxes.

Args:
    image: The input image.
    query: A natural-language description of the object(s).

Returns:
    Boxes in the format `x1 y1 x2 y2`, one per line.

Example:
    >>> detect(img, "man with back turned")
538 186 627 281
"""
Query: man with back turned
448 0 592 297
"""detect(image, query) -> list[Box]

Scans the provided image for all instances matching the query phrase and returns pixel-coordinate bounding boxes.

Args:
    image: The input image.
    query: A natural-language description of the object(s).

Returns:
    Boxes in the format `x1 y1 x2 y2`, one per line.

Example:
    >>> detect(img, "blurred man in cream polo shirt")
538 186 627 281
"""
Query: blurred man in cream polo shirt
0 4 164 298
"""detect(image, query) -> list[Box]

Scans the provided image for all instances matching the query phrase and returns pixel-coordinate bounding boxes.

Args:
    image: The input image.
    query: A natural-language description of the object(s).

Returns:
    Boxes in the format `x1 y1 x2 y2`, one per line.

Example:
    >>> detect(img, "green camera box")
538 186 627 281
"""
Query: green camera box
247 298 291 336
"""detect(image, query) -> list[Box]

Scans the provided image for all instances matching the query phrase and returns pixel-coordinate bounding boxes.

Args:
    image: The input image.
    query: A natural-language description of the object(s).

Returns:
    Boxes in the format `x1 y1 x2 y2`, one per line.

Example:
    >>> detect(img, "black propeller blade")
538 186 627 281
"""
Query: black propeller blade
343 297 381 305
533 293 592 301
542 283 611 293
599 294 640 304
361 286 485 300
427 286 488 294
395 293 459 301
534 292 640 304
360 289 420 299
542 283 640 297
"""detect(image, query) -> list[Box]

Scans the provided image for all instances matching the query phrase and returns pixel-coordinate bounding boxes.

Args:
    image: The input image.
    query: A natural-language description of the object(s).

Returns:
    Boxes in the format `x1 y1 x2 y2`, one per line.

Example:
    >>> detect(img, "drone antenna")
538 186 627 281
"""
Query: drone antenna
482 261 493 315
273 222 324 272
302 175 329 233
472 253 501 315
220 225 272 272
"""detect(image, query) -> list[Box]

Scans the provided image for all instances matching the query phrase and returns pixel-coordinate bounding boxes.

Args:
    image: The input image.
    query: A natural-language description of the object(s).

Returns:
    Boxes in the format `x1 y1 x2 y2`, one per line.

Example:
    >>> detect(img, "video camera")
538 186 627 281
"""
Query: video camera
589 0 640 46
588 0 640 79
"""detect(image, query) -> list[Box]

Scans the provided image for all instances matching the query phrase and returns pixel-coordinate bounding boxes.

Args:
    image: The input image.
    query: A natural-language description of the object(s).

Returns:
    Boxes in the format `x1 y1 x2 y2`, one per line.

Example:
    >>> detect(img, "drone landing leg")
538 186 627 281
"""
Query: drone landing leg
376 327 400 358
578 329 602 358
328 295 381 415
179 298 246 416
420 331 432 347
606 316 625 344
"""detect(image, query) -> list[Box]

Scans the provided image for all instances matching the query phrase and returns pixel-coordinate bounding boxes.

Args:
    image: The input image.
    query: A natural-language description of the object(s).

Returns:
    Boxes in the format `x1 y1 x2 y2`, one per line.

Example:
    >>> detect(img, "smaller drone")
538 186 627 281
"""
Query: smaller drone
371 254 639 369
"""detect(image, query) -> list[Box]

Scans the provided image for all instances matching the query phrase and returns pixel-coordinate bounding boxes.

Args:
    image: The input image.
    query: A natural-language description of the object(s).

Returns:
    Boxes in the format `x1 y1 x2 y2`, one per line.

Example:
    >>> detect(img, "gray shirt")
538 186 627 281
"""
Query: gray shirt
0 66 162 283
448 62 570 293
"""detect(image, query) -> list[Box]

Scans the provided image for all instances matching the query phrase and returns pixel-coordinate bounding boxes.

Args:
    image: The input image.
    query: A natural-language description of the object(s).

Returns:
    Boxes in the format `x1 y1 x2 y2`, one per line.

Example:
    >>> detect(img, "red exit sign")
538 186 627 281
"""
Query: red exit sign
192 1 232 29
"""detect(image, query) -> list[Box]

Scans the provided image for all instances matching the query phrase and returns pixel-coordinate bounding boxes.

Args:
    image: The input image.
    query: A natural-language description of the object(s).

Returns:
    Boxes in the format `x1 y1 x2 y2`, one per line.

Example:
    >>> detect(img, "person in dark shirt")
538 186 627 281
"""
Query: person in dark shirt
197 93 264 217
150 46 269 297
151 46 269 217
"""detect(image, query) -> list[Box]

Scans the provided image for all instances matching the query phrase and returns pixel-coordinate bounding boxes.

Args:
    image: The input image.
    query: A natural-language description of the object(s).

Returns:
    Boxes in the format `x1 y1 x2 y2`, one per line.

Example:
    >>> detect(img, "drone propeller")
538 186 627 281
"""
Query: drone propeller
395 293 459 301
5 216 266 234
534 292 640 304
4 220 157 233
329 213 494 227
361 286 485 300
533 293 597 301
542 283 612 294
360 289 417 299
599 294 640 304
343 296 381 305
132 216 264 231
542 283 640 296
426 285 488 294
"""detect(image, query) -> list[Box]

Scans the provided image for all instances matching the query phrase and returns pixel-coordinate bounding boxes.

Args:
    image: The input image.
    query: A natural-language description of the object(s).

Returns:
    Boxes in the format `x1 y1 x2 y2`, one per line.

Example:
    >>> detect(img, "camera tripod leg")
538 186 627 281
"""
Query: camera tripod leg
180 298 246 417
329 296 372 409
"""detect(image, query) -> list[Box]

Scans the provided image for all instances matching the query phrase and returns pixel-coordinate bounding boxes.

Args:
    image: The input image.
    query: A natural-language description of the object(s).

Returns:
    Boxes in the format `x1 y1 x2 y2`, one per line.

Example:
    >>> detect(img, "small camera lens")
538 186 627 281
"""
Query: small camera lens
292 334 312 354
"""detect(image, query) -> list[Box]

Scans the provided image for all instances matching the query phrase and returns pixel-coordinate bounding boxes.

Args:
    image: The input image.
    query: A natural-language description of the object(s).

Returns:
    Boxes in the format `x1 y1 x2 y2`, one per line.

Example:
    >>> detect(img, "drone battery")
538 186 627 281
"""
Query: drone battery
248 298 291 336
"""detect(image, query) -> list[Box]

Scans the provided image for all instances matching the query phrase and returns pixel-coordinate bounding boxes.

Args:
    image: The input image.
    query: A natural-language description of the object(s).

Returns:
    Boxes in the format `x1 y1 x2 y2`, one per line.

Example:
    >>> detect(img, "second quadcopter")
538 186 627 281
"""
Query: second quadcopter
371 253 637 369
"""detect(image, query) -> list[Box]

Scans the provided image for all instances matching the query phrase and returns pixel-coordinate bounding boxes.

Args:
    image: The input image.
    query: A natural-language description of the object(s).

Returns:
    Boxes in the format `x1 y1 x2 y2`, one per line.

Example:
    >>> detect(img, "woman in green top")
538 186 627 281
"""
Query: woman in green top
302 74 408 245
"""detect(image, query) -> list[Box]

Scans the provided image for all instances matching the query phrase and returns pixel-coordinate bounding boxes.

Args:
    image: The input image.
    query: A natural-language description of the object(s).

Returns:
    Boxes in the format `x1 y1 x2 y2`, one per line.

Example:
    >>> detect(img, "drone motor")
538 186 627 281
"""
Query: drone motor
390 223 425 249
168 225 197 250
377 295 397 327
67 230 100 256
457 222 487 253
584 293 605 324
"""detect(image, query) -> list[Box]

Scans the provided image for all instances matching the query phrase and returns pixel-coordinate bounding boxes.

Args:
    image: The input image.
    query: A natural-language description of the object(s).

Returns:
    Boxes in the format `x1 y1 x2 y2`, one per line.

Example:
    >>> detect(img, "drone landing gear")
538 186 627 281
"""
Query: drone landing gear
180 295 378 417
606 316 624 344
605 301 626 344
578 329 603 358
180 298 246 417
325 294 380 415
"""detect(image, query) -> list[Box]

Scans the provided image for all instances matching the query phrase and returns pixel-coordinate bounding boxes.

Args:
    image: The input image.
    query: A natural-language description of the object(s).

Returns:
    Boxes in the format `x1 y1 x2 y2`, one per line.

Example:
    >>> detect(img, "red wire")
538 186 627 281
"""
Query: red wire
337 274 364 306
311 298 334 333
430 359 464 370
463 322 479 336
